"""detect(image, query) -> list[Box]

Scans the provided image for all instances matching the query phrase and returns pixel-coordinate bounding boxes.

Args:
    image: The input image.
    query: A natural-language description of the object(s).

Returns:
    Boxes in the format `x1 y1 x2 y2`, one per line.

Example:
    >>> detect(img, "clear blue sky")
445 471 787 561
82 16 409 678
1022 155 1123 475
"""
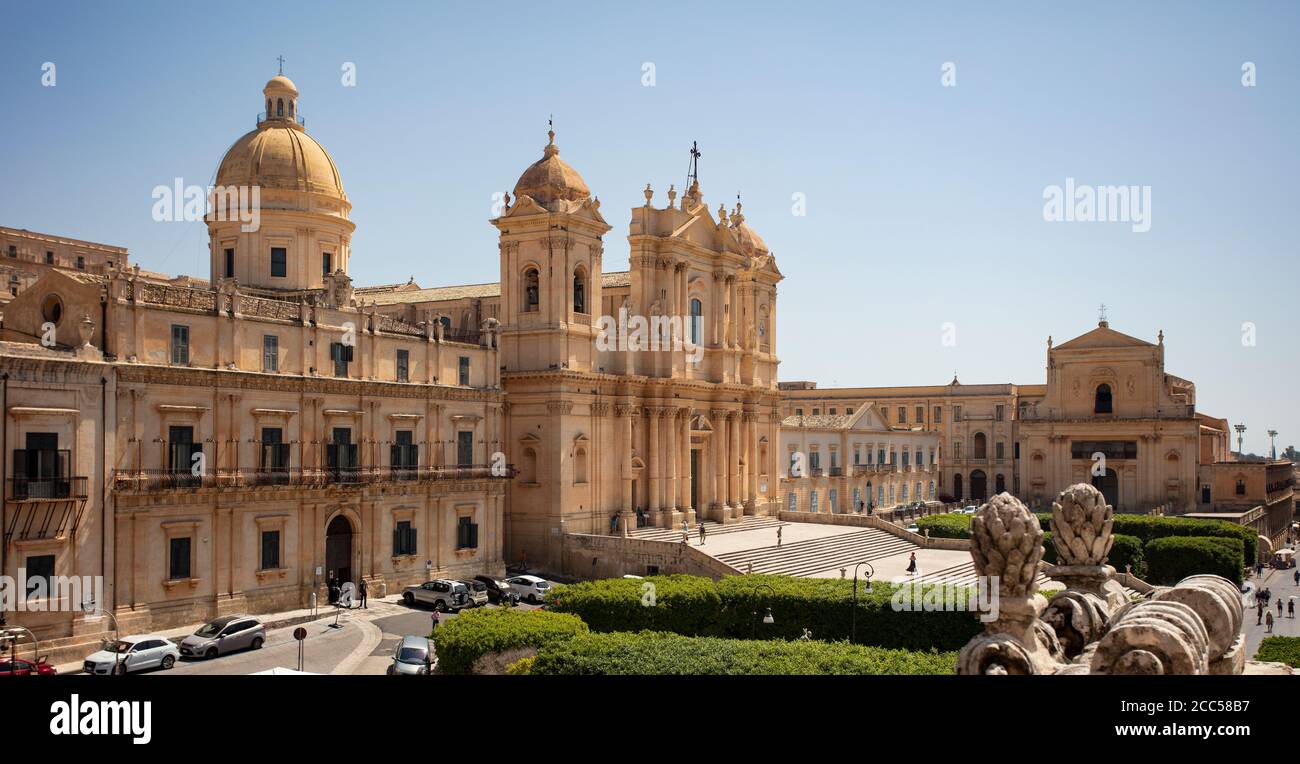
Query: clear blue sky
2 1 1297 454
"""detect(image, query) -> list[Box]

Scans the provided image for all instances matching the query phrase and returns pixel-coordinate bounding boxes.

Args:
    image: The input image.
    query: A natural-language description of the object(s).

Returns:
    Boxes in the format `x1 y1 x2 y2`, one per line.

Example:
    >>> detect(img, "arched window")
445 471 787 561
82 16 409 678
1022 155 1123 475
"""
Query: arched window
276 98 284 116
972 432 987 460
523 268 539 312
953 473 964 501
288 99 294 116
572 269 586 314
1235 477 1246 496
1095 383 1113 414
689 298 703 345
266 98 271 116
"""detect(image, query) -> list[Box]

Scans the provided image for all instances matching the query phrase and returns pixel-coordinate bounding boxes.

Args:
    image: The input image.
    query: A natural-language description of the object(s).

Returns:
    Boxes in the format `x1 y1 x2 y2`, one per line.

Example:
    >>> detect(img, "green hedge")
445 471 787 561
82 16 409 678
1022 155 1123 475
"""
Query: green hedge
547 574 980 651
1037 512 1255 570
1254 637 1300 668
430 607 588 675
1041 531 1146 578
542 574 721 635
915 513 972 539
527 631 958 675
1144 536 1244 585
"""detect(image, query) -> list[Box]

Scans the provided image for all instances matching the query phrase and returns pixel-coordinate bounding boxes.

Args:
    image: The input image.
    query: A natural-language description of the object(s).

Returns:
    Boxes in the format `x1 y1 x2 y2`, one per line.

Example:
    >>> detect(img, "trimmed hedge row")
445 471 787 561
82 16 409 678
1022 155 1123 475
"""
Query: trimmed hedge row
546 574 981 651
1144 536 1244 585
1041 531 1146 578
915 513 972 539
525 631 959 675
1253 637 1300 668
1037 512 1255 570
430 607 588 675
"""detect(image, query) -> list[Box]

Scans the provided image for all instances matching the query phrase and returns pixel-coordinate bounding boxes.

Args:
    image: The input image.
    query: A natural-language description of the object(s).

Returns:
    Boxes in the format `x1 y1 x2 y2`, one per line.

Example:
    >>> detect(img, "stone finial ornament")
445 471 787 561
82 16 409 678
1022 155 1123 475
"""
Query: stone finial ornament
644 183 653 206
1051 483 1112 566
971 492 1043 598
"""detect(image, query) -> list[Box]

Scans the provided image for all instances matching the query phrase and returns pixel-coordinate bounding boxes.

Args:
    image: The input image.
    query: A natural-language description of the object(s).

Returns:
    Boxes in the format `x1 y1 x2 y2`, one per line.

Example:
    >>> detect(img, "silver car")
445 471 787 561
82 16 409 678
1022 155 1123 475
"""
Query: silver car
388 635 437 675
179 615 266 659
402 579 469 611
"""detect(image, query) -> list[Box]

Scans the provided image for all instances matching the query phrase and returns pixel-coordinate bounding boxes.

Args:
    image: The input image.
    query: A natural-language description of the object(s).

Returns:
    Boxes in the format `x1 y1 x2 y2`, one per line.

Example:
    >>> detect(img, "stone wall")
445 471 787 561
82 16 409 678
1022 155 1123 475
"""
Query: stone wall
559 533 740 581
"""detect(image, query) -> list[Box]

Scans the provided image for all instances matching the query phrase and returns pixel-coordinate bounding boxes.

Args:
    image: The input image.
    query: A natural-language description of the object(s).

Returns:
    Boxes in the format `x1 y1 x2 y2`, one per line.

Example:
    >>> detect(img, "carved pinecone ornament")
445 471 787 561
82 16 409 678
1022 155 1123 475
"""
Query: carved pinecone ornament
971 493 1043 597
1051 483 1113 566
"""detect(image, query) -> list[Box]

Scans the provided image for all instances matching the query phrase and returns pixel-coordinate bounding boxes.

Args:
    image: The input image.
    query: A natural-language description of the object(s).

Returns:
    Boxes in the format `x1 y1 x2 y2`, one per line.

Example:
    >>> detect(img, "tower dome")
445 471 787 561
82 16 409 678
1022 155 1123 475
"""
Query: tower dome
512 128 591 206
207 73 354 292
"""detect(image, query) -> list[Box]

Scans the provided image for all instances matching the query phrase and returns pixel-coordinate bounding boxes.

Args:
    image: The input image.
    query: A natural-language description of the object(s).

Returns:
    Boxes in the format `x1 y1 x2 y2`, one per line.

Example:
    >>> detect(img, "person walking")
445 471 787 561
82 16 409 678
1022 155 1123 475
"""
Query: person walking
1293 569 1299 586
776 526 783 548
906 552 918 577
698 522 706 545
358 577 368 609
1277 598 1284 618
430 610 441 634
327 571 339 605
1288 598 1295 619
1266 610 1275 633
1257 601 1265 625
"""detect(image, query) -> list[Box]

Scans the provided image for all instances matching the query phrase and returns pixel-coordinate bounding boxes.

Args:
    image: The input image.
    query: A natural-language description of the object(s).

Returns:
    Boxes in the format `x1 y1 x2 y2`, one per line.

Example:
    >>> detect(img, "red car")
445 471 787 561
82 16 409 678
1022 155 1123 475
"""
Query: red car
0 657 57 676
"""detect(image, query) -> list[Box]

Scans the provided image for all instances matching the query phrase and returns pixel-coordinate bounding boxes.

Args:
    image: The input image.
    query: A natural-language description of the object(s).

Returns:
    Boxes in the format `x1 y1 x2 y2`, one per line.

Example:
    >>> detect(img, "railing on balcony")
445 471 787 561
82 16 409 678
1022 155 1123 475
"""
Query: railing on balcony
253 443 292 486
257 111 306 126
809 466 824 477
442 327 482 345
829 466 844 477
390 444 420 481
7 476 89 500
112 463 513 492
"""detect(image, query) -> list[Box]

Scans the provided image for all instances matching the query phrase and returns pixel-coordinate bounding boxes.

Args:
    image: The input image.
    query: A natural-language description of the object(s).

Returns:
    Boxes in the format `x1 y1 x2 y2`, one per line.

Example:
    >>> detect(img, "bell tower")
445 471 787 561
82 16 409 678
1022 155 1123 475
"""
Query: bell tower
494 128 611 373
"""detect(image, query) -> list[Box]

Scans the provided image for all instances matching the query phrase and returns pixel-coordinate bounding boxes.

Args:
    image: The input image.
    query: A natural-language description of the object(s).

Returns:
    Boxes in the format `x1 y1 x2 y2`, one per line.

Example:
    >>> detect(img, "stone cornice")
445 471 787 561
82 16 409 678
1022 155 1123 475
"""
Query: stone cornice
116 365 504 403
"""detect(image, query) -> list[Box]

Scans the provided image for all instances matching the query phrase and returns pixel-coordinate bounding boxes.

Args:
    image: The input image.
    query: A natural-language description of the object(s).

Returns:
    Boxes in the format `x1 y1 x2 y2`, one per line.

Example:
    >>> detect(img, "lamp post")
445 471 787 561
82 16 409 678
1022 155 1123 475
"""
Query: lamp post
1234 424 1247 458
1268 430 1278 460
83 597 124 675
749 582 776 638
851 562 874 644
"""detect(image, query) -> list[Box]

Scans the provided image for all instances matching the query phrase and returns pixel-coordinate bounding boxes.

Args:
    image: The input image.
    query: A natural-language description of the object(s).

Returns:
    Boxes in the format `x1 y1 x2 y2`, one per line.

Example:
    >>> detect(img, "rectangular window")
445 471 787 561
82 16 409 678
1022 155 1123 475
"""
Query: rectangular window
45 251 54 265
24 554 55 601
829 407 837 415
897 407 907 424
1014 442 1021 460
76 256 85 270
809 451 820 470
396 349 409 382
787 492 797 512
995 442 1005 460
224 248 235 278
169 537 192 580
391 430 418 476
810 490 819 513
7 245 16 257
458 356 470 386
322 252 332 277
260 530 281 570
270 247 287 278
456 517 479 550
846 407 854 415
262 335 279 372
260 427 288 481
393 520 417 556
995 404 1005 422
330 342 353 377
795 408 803 416
954 406 962 421
170 324 190 365
915 406 924 424
456 431 474 467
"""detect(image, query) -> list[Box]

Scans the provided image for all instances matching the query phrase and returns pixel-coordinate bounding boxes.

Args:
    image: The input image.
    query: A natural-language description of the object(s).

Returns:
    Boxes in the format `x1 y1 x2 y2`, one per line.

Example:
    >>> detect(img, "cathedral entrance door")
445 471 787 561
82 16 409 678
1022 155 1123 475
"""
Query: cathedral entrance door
1092 468 1119 510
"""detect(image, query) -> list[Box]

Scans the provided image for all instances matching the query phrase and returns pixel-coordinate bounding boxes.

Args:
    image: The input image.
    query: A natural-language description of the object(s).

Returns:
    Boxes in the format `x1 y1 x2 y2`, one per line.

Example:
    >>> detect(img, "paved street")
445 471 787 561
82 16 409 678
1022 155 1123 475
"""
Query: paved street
1243 560 1300 659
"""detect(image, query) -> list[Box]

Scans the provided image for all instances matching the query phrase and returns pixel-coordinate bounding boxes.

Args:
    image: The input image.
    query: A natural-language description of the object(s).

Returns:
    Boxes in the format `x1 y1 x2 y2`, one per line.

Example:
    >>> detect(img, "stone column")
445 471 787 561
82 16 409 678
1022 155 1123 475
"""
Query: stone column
618 404 636 535
710 408 727 521
647 406 661 519
664 408 678 522
728 411 741 516
680 408 694 524
745 411 759 514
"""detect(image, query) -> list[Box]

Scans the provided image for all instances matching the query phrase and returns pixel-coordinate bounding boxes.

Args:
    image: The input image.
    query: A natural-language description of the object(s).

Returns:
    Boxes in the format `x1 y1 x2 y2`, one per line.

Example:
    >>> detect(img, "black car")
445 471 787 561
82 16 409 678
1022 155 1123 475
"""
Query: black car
473 574 519 605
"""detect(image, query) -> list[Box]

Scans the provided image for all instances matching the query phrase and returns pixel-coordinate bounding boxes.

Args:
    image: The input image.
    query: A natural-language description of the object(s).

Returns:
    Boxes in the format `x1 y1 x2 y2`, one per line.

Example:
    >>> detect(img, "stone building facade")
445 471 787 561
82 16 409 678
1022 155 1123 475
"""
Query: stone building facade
778 406 941 515
365 130 785 572
0 75 507 648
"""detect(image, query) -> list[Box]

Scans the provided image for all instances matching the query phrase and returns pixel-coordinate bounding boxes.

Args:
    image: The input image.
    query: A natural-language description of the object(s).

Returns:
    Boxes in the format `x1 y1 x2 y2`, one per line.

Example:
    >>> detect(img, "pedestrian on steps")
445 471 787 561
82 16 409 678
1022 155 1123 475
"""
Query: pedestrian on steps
358 577 368 609
698 522 706 545
777 526 783 548
906 552 918 577
1266 610 1275 633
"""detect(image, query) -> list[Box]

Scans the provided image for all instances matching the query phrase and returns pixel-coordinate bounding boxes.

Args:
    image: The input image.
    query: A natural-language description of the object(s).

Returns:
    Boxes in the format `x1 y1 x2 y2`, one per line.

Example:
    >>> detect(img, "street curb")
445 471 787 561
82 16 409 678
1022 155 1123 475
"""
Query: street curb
331 614 381 675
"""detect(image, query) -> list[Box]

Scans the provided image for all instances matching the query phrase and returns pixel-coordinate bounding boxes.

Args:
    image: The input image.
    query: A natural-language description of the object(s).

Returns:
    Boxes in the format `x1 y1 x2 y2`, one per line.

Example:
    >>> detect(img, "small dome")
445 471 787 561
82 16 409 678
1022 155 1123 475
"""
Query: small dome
729 204 768 255
512 130 590 205
264 74 299 95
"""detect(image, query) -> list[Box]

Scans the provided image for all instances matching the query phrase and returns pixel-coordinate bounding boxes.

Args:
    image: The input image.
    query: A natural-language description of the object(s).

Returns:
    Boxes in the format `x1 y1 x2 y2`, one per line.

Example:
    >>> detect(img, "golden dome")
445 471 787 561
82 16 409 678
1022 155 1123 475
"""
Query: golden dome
512 130 590 205
215 75 345 199
215 126 345 198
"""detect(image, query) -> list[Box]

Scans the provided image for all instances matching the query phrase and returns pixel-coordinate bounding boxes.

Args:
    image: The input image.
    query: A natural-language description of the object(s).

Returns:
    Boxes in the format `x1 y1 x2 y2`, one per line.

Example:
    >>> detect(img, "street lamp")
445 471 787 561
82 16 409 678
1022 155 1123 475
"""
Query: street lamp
1234 424 1247 458
83 597 125 675
749 582 776 638
851 562 874 644
1268 430 1278 460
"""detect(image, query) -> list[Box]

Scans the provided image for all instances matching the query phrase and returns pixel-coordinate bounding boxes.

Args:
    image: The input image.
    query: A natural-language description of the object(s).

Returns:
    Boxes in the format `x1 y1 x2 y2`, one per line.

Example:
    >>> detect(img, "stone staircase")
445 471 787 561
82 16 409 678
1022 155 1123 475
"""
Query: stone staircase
714 528 919 577
627 514 786 543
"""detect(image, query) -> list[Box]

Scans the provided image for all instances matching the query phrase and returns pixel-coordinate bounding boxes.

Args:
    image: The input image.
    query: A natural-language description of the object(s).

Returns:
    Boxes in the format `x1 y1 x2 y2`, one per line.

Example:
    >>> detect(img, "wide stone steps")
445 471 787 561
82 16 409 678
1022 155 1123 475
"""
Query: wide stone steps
714 528 919 577
627 515 786 543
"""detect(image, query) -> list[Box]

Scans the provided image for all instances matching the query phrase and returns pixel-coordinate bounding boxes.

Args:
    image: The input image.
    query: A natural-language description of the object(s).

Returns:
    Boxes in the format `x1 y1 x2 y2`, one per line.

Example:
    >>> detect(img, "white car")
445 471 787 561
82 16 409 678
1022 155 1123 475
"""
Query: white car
506 574 552 604
83 635 180 675
905 522 920 533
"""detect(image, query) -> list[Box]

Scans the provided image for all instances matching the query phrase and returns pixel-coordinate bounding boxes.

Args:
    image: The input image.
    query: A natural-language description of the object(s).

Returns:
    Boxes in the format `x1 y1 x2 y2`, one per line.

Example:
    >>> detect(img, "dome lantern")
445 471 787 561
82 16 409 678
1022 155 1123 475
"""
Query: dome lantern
260 74 302 127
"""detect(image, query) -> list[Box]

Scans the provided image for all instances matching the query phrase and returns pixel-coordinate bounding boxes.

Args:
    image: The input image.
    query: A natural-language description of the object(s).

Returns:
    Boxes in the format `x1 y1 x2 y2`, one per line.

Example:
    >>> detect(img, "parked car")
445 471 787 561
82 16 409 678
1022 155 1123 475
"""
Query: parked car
83 635 180 675
402 579 469 611
458 579 490 607
179 615 266 659
506 574 552 604
0 657 57 676
905 522 920 533
960 506 979 515
387 635 437 676
472 575 519 605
